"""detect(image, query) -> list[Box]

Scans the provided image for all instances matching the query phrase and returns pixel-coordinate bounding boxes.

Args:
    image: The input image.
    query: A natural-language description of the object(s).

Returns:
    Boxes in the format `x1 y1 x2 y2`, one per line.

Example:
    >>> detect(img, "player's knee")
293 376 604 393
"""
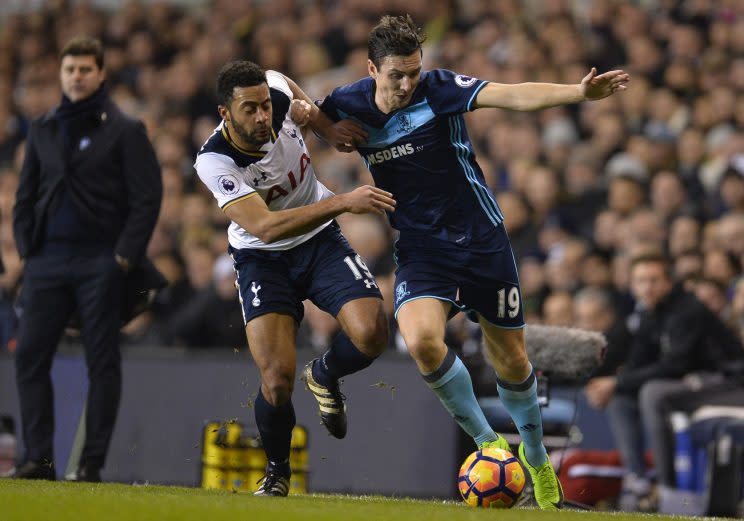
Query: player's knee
494 350 530 381
263 383 293 406
261 370 295 405
404 331 444 365
348 316 388 357
484 334 529 375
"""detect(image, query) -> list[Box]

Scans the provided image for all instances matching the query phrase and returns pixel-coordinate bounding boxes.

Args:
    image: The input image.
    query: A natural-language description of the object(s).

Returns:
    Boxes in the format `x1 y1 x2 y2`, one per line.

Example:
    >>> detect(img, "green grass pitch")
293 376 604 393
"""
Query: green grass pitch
0 479 700 521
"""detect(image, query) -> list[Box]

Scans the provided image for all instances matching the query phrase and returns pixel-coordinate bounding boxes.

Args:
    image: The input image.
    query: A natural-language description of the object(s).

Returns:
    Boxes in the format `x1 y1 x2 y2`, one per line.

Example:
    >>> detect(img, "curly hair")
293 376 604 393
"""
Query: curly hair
216 60 266 106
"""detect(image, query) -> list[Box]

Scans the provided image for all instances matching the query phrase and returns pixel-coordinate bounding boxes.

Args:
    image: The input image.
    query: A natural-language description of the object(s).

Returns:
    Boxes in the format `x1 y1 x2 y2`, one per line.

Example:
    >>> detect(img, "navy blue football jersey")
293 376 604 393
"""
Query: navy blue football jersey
320 69 504 251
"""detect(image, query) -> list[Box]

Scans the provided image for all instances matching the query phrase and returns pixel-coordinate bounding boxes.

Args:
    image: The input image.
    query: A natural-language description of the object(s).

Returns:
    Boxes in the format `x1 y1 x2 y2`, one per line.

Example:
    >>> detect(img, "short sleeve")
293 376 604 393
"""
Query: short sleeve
266 71 292 125
266 70 293 99
318 89 342 123
194 153 256 210
424 69 488 116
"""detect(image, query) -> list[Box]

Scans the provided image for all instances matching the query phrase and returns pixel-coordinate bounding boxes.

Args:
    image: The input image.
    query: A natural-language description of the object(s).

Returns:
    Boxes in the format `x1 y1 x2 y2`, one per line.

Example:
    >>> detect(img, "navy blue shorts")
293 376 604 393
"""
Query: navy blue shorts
230 222 382 325
393 227 525 328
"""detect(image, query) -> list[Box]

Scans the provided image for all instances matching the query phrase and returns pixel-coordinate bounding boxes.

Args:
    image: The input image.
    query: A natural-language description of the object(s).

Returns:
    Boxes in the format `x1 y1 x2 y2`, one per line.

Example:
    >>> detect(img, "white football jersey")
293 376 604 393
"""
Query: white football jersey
194 70 334 250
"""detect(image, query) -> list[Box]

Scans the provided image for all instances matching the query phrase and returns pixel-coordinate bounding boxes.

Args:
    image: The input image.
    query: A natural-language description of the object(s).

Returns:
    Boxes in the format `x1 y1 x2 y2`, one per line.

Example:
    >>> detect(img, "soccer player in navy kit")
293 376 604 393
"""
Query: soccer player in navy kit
316 15 629 509
195 61 396 496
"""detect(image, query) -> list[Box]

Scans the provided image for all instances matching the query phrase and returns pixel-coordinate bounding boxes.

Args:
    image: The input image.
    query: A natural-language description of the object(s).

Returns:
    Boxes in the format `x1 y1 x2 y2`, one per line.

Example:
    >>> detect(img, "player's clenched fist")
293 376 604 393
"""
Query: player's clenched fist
290 99 312 127
340 185 396 215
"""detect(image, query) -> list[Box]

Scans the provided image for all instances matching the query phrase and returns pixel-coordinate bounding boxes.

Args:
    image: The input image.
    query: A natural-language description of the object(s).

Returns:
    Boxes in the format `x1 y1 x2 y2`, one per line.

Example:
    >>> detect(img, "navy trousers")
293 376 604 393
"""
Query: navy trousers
15 250 124 470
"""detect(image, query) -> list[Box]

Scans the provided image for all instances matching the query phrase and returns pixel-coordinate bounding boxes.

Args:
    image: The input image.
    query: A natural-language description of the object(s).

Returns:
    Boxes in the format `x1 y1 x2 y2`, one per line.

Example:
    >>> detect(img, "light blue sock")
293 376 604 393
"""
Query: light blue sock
423 349 496 447
496 366 547 467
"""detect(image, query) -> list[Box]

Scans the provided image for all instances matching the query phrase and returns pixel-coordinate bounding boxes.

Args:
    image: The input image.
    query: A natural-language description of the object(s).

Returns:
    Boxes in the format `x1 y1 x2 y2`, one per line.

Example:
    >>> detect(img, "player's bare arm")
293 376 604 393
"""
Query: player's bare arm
224 185 395 244
472 68 630 111
282 73 368 152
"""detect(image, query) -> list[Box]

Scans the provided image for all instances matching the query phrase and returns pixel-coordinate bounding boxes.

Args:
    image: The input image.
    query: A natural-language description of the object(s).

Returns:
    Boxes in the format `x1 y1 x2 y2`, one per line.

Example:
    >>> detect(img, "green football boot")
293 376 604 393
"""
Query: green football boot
477 433 511 452
518 442 564 510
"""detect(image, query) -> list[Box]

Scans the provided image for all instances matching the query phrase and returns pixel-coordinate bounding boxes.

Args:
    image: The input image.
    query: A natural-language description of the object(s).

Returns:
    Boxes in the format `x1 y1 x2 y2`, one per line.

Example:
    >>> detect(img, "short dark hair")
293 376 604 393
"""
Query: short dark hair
630 250 672 278
60 36 104 69
216 61 266 106
368 14 426 68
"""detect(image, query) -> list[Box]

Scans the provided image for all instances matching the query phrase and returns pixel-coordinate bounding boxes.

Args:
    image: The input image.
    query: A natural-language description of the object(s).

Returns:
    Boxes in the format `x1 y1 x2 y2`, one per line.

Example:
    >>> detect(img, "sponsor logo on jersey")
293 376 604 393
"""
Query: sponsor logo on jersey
365 143 414 165
455 74 478 88
218 174 240 195
264 153 312 205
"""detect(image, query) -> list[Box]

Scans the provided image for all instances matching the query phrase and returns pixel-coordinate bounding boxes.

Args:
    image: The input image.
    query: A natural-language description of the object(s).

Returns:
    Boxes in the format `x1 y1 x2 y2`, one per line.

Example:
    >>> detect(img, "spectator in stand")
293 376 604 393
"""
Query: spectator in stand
667 214 701 258
585 252 742 511
541 291 574 327
167 254 244 349
574 286 632 378
674 249 704 285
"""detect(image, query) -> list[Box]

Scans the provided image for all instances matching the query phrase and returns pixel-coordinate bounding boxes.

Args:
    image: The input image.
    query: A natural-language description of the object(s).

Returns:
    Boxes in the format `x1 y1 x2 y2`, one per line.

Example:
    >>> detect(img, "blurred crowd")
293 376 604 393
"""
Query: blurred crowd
0 0 743 354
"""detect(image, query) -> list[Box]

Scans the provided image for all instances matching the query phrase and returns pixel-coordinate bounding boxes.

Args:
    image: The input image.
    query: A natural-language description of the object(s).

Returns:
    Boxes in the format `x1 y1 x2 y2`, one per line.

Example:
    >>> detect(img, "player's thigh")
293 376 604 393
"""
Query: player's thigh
304 226 382 319
397 297 451 369
336 297 388 355
458 250 528 379
392 261 460 323
478 318 530 381
233 247 305 326
459 276 524 330
245 312 298 388
392 261 459 367
458 232 525 328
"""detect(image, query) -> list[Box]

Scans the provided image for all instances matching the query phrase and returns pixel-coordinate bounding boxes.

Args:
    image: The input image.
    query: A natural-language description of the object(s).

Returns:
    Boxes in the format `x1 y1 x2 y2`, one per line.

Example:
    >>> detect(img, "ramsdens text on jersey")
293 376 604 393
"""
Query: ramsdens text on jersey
365 143 414 165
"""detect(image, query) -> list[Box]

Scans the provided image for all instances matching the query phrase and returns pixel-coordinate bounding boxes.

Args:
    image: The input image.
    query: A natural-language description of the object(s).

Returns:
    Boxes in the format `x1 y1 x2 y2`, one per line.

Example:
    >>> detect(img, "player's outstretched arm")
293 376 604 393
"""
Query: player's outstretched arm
224 185 395 244
472 68 630 111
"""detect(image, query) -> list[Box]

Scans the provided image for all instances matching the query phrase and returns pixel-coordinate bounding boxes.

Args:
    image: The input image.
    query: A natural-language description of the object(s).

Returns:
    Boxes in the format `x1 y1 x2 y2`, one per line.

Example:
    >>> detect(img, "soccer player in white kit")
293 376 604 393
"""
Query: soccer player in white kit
194 61 395 496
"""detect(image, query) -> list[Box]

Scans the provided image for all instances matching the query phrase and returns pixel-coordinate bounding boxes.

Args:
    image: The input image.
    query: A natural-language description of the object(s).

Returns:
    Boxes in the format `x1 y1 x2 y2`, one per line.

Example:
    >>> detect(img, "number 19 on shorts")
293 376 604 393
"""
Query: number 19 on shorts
343 255 378 289
497 287 520 319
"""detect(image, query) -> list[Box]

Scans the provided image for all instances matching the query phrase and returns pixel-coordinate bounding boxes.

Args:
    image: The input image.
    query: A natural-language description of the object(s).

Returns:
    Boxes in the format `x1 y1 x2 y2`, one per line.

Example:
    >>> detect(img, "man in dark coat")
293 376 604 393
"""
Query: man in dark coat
584 251 744 510
6 37 162 481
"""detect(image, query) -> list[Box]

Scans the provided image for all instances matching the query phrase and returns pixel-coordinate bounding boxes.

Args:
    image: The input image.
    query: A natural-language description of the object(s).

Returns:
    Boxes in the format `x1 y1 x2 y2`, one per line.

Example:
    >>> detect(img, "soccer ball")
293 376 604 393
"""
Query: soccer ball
458 447 526 508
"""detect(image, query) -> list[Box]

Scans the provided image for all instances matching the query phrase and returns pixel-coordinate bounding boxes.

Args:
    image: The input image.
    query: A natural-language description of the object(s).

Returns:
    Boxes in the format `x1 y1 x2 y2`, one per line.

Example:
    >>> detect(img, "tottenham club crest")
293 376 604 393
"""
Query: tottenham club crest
395 281 411 304
218 174 239 195
454 74 478 88
251 281 261 307
395 112 414 134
